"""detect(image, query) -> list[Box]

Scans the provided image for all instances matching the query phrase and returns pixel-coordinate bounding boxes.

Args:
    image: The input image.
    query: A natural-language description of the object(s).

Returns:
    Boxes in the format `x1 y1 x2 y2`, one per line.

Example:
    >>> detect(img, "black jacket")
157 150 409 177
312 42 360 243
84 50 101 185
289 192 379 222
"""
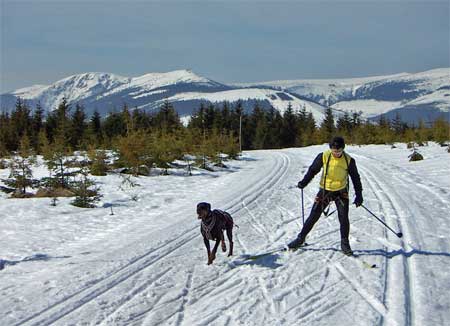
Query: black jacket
301 152 362 195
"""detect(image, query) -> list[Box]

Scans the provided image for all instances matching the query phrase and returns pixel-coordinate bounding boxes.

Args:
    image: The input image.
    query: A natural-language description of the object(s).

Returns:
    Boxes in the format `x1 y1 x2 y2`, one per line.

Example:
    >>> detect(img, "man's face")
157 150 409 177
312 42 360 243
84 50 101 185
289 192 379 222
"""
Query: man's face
197 208 208 219
331 148 343 158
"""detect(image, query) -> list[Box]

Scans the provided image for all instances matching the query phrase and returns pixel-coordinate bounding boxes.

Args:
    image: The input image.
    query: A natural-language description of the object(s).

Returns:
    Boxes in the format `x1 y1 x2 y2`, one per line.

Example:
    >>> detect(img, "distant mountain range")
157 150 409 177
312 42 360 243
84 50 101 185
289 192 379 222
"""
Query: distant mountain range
1 68 449 124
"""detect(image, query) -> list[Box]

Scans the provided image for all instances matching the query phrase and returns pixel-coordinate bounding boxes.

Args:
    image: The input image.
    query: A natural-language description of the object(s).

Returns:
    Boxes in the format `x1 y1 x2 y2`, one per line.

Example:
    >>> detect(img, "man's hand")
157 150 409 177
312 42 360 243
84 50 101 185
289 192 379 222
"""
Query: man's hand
297 180 307 189
354 193 363 207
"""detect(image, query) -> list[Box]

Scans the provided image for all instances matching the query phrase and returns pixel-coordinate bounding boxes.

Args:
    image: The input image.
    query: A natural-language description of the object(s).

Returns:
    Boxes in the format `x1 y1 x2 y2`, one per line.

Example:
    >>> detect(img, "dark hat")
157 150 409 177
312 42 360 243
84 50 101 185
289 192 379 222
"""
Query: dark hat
329 136 345 149
197 202 211 213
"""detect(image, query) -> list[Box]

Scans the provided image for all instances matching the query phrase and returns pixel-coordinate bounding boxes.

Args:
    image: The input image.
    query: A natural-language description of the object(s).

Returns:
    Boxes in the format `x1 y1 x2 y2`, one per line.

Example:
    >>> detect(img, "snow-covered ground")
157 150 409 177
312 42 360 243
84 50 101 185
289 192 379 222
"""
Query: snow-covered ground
1 143 449 325
331 99 403 117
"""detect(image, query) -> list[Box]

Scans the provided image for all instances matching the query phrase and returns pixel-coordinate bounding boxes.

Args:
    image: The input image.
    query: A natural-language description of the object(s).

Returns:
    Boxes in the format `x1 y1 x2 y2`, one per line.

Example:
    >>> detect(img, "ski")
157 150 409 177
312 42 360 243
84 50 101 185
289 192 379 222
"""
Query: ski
345 253 377 269
242 243 308 261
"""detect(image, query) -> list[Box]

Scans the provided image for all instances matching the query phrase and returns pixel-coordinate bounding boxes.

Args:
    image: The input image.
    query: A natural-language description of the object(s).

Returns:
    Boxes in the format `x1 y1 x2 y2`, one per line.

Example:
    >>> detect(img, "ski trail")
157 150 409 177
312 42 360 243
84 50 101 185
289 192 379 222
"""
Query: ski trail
99 151 290 324
358 162 413 326
13 154 285 326
354 150 450 326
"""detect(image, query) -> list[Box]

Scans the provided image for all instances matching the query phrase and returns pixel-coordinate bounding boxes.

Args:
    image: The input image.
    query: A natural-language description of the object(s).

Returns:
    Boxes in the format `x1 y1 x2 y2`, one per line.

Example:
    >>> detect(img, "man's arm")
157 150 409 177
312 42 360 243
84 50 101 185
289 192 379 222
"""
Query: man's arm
299 153 323 187
348 158 362 194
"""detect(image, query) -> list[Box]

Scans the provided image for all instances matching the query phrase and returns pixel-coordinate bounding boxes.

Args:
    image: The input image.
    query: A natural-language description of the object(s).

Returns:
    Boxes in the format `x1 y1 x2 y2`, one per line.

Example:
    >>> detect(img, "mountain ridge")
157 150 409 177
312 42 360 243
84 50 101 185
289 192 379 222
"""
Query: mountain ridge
2 68 448 124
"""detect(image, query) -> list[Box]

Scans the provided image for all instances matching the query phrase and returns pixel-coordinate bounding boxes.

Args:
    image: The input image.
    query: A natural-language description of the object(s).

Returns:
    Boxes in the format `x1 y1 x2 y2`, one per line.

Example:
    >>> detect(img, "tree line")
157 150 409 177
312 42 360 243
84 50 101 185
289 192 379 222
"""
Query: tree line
0 98 448 203
1 98 449 157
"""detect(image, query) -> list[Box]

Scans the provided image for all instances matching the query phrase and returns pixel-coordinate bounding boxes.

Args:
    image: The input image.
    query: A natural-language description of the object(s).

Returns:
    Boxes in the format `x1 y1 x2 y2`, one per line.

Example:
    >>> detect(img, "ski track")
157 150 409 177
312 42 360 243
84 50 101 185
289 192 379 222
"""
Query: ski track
11 151 291 326
354 150 450 326
358 161 414 326
4 146 448 326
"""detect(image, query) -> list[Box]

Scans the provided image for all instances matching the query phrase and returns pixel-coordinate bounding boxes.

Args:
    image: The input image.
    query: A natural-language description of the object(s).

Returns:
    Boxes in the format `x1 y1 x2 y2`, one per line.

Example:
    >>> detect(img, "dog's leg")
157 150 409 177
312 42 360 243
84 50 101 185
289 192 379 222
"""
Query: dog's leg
226 227 233 257
204 236 214 265
221 231 227 252
210 238 221 264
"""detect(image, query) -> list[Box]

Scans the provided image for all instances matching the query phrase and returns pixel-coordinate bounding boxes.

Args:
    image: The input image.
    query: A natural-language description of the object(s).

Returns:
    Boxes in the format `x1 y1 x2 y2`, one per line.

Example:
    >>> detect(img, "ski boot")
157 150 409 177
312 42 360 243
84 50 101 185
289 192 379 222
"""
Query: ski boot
288 236 305 250
341 239 353 256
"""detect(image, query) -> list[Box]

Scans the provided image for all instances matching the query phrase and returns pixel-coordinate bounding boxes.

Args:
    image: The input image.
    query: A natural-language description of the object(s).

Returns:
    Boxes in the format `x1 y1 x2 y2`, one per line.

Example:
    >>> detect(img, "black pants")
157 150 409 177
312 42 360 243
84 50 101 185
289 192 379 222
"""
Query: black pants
298 189 350 240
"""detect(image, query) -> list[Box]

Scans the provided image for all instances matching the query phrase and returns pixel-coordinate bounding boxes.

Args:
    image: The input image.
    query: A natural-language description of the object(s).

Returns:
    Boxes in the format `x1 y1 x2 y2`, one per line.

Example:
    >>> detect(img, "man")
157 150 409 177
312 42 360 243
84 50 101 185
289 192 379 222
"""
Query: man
288 136 363 255
197 202 234 265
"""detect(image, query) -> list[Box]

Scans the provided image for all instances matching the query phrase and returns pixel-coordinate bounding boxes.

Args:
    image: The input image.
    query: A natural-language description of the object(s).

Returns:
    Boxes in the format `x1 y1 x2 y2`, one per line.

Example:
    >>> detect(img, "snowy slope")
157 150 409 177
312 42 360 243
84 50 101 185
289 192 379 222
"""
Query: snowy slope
1 144 449 325
242 68 450 123
167 88 327 122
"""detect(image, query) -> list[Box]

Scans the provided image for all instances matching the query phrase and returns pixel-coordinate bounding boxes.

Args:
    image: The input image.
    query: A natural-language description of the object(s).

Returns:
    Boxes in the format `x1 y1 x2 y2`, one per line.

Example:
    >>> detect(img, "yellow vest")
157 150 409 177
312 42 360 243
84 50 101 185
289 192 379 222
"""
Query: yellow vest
320 150 350 191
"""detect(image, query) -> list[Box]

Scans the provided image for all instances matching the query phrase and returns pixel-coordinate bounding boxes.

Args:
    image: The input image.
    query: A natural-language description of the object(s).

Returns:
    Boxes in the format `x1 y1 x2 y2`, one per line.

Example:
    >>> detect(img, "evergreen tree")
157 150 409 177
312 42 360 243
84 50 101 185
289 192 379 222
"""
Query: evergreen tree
88 147 109 176
154 100 182 131
0 111 13 153
3 134 37 196
71 156 102 208
252 104 268 149
103 111 127 140
10 98 32 150
115 130 152 176
432 118 450 144
31 102 44 151
70 104 87 150
150 131 183 174
43 129 74 190
280 103 298 147
319 107 335 143
87 110 103 147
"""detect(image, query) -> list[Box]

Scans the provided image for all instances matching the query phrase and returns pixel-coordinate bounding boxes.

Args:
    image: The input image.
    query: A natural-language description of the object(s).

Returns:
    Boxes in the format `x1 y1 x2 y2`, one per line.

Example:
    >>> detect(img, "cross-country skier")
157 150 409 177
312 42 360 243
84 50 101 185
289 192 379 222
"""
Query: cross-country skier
288 136 363 255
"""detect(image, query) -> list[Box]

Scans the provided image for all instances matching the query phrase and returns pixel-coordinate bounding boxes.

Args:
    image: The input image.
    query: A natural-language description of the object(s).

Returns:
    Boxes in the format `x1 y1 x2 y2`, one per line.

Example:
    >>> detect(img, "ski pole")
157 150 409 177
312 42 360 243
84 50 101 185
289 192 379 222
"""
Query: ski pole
361 204 403 238
301 189 305 225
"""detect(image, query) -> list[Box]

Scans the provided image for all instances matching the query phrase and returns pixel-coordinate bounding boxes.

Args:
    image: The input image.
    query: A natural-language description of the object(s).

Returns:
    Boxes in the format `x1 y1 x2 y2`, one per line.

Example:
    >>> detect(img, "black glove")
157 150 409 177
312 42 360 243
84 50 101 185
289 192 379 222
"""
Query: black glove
354 193 363 207
297 180 308 189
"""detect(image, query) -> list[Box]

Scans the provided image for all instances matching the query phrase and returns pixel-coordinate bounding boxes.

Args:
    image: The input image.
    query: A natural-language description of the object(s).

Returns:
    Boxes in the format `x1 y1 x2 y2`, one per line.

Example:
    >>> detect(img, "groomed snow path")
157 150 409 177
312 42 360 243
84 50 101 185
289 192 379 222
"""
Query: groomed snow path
1 144 449 326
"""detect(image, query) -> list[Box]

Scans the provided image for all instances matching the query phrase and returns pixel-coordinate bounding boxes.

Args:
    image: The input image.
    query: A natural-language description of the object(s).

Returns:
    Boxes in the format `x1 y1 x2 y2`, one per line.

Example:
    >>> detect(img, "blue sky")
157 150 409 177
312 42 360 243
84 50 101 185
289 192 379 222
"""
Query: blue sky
1 0 449 93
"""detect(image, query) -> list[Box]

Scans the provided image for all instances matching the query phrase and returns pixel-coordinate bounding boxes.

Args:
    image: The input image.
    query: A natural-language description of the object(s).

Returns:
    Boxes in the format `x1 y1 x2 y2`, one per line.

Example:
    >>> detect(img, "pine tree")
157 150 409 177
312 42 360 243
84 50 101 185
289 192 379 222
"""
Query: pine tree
154 100 182 131
10 98 32 150
251 103 267 149
432 118 450 145
43 129 74 190
103 111 127 140
150 131 183 174
115 130 152 176
31 102 44 151
88 147 109 176
319 107 335 143
3 134 37 196
70 104 87 150
87 110 103 147
71 156 102 208
281 103 298 148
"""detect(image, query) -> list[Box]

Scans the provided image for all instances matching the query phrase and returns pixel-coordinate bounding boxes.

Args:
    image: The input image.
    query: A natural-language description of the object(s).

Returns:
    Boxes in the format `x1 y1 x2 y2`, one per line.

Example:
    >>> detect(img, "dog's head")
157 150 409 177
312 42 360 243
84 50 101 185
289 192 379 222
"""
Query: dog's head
197 202 211 219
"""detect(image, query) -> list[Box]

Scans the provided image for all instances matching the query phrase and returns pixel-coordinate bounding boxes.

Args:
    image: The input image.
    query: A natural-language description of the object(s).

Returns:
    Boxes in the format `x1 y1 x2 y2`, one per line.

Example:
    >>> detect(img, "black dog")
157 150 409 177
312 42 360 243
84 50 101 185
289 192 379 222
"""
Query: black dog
197 202 234 265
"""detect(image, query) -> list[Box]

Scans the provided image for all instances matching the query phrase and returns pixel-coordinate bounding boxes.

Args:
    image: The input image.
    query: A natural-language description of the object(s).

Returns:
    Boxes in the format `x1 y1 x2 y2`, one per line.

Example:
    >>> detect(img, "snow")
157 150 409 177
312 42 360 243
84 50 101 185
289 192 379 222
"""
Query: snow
103 70 215 97
405 89 450 112
240 68 450 119
1 143 449 325
167 88 327 122
331 100 403 117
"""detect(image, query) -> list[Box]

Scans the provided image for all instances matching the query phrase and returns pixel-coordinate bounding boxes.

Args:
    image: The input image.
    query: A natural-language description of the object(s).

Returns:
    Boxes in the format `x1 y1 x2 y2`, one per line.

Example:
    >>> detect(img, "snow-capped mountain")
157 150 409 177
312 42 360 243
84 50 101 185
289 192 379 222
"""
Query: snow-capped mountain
241 68 450 123
1 68 448 124
0 69 328 122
